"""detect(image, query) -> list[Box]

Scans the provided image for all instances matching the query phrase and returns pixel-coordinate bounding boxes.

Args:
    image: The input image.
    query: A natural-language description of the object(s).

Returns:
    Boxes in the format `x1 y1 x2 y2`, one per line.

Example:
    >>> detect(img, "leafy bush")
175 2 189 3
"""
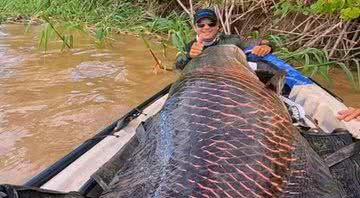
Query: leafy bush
143 12 194 56
268 34 359 89
311 0 360 20
274 0 360 20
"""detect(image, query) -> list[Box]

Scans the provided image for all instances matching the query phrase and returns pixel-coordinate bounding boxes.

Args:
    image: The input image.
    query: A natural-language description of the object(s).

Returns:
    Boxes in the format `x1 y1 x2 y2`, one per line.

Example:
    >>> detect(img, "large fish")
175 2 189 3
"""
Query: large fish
101 45 341 198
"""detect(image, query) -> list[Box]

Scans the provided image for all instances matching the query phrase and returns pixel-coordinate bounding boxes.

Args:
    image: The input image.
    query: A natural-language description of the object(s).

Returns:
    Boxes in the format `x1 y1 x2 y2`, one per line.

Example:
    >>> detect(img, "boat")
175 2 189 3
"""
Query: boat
1 45 359 197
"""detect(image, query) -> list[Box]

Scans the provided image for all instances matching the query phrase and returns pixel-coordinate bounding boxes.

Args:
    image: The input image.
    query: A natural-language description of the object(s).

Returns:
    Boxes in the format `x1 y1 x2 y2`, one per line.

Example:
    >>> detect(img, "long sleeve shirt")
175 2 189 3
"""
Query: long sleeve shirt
175 34 263 70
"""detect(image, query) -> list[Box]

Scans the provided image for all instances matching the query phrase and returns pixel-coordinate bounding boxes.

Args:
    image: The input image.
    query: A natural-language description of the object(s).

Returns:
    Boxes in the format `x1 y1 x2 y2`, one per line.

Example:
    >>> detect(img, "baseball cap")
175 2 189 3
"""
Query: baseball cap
194 9 218 24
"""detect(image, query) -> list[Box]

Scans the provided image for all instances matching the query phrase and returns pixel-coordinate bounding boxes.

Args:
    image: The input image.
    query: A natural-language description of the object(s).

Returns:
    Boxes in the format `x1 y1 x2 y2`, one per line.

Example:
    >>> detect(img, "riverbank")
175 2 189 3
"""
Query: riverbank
0 0 192 46
0 0 359 88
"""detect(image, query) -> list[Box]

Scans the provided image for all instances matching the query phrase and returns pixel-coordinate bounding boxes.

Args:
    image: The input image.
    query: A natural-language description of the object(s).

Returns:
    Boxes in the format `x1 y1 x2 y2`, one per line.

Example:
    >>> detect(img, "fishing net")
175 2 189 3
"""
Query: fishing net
302 130 360 198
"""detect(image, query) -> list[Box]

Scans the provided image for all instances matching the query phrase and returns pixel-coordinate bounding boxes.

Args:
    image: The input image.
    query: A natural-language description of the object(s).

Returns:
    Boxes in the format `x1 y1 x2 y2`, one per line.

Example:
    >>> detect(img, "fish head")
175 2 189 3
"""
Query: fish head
182 44 256 77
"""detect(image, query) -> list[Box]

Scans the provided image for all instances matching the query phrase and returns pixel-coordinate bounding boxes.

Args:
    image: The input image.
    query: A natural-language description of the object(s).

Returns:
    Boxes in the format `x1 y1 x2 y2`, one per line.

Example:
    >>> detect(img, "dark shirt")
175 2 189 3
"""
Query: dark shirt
175 34 262 70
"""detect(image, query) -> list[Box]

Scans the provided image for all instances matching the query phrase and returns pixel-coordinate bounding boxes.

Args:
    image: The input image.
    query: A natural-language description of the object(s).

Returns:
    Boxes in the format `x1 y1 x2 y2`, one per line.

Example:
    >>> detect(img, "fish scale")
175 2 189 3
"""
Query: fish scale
101 45 340 198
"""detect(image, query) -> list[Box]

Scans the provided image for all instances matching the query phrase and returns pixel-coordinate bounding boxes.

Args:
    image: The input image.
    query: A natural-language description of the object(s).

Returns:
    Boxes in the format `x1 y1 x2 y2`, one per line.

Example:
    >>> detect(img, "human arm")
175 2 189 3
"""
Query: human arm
175 40 195 70
242 38 272 56
175 37 204 70
337 107 360 122
221 35 272 57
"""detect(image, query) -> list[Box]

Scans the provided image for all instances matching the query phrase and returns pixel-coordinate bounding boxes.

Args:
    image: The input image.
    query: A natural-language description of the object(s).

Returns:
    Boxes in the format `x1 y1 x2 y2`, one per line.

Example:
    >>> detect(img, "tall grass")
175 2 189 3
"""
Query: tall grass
0 0 193 52
0 0 147 44
0 0 40 17
269 34 360 90
144 12 194 56
0 0 143 24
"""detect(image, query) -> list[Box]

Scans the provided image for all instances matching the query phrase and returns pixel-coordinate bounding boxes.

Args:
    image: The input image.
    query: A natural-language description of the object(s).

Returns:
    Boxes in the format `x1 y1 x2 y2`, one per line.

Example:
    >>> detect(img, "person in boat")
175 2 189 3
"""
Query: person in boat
337 107 360 121
175 8 272 70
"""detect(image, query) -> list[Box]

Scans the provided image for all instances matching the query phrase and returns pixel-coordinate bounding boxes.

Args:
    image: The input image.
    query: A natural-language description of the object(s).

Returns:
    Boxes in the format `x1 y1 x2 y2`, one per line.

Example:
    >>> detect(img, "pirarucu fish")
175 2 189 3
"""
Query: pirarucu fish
101 45 341 198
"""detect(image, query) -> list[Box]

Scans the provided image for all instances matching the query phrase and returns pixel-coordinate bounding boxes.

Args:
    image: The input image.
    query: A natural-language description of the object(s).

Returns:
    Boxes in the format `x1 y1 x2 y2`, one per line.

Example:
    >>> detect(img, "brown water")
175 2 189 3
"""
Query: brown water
0 24 176 184
0 24 358 186
313 69 360 107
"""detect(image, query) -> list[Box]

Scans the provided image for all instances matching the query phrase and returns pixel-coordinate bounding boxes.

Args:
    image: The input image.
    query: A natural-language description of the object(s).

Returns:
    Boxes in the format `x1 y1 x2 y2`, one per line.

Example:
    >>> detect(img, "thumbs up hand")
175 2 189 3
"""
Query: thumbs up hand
189 36 204 58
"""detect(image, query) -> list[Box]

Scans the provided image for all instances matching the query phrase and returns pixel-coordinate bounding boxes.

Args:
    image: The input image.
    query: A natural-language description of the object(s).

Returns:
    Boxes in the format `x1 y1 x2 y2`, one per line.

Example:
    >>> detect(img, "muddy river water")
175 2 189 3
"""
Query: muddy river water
0 24 176 184
0 24 358 185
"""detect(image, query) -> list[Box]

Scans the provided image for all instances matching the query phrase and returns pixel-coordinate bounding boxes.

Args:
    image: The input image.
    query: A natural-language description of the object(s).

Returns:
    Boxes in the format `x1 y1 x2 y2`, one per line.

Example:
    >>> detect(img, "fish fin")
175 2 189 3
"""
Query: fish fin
135 114 160 144
113 118 126 132
264 70 287 94
135 122 147 144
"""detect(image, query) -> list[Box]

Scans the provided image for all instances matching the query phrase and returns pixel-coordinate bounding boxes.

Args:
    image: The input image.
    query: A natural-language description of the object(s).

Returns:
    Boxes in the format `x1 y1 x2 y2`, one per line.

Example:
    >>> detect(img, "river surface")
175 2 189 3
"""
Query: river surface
0 24 176 184
0 24 358 185
313 69 359 107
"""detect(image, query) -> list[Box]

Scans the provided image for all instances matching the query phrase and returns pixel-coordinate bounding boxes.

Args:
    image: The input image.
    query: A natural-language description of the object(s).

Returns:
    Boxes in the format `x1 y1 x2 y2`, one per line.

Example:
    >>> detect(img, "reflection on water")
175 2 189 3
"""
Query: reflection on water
0 24 176 184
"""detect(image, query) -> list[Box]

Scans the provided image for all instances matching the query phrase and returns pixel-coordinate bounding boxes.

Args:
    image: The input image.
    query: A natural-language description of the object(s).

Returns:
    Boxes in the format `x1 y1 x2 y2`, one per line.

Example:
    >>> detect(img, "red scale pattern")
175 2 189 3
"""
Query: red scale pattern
101 47 340 198
159 70 296 198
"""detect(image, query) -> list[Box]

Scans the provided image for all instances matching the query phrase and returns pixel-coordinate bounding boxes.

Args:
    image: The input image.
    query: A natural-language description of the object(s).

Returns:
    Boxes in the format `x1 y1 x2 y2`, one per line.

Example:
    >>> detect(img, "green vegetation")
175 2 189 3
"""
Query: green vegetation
0 0 147 44
144 12 194 56
0 0 144 25
275 0 360 20
0 0 193 54
276 46 359 89
268 34 360 90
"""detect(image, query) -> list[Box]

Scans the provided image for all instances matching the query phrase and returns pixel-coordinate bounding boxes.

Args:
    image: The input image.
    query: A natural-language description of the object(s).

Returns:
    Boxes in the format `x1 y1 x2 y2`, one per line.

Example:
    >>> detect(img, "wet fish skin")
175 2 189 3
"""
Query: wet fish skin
101 45 341 198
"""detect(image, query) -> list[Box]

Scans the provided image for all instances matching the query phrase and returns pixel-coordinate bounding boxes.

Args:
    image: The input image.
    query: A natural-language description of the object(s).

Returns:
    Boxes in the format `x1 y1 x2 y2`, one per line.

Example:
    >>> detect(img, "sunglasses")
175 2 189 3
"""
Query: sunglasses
196 22 217 28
